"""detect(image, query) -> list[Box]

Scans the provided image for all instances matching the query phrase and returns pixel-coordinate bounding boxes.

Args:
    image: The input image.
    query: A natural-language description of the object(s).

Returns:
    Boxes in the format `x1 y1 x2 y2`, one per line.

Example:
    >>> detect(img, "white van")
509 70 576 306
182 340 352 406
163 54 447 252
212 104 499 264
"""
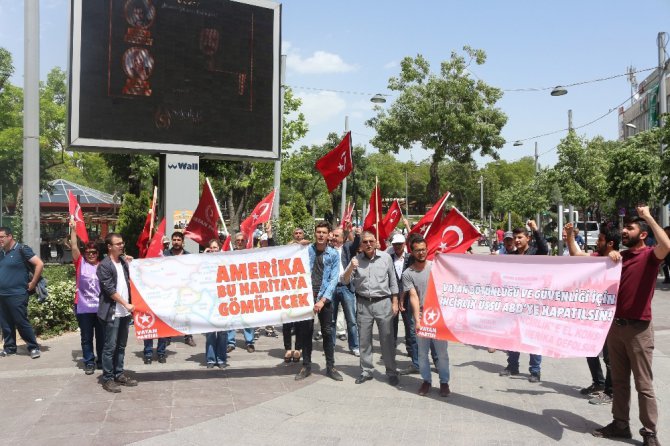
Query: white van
576 221 600 250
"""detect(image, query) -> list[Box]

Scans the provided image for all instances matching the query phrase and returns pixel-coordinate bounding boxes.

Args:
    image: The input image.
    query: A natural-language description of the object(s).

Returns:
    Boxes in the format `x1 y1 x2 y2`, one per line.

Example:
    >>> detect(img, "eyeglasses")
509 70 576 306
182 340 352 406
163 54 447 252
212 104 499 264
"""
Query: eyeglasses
361 240 376 244
85 250 98 255
111 242 125 246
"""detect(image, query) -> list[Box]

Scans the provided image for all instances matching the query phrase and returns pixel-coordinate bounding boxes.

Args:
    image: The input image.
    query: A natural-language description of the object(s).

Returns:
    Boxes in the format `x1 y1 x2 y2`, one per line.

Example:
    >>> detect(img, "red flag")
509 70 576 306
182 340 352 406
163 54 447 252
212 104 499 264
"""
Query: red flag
67 191 89 243
340 201 354 229
136 187 157 259
145 218 166 258
240 189 275 249
362 184 382 232
315 132 353 193
409 191 451 237
424 207 480 260
382 199 403 236
222 234 232 252
184 178 224 247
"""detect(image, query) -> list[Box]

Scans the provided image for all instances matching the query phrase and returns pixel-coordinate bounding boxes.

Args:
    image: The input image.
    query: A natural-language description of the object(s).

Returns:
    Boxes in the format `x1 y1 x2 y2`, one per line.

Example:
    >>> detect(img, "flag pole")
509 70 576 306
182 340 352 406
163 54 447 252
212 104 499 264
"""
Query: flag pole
206 178 228 236
340 117 350 224
148 186 157 238
375 176 379 242
423 191 450 236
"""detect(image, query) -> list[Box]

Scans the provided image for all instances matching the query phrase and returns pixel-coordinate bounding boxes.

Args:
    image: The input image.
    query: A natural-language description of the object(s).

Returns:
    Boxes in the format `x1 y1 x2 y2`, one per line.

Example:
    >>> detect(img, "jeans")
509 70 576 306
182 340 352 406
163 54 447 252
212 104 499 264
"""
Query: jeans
282 322 302 351
100 315 131 382
331 286 359 351
205 331 228 364
417 336 450 384
586 343 611 393
296 300 334 369
0 294 39 352
227 328 254 347
143 337 168 358
76 312 103 366
507 351 542 374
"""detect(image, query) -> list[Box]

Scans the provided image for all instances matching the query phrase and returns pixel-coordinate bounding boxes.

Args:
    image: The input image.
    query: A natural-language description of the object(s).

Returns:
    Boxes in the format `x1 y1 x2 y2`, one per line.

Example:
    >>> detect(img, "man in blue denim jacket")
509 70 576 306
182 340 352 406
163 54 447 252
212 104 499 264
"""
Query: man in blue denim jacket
294 221 342 381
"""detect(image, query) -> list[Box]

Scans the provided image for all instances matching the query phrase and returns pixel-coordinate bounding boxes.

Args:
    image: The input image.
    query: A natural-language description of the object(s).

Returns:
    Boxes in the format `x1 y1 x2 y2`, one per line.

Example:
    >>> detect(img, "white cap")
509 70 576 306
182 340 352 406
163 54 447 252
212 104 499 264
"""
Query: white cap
260 233 268 241
391 233 406 244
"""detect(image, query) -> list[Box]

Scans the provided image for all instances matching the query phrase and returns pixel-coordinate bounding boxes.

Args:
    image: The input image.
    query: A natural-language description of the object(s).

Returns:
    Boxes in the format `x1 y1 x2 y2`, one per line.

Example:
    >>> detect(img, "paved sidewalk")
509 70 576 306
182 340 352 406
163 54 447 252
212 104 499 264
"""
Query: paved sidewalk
1 266 669 445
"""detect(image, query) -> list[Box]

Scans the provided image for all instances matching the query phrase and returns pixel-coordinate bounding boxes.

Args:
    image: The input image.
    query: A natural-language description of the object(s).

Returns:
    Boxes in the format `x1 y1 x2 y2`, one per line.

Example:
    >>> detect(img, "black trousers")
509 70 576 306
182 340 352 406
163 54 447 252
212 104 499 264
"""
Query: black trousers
295 301 334 369
282 322 303 351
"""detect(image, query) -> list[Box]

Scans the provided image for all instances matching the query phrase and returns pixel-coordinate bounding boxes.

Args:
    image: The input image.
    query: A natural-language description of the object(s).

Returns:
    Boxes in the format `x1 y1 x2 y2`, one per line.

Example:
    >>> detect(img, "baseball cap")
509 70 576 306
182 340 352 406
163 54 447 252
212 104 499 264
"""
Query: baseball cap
503 231 514 240
391 234 406 244
162 236 170 243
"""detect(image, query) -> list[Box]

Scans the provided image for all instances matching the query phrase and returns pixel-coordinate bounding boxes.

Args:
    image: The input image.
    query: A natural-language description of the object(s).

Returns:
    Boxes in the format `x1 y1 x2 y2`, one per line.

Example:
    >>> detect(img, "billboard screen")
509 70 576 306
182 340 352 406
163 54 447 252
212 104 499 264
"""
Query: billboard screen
68 0 280 159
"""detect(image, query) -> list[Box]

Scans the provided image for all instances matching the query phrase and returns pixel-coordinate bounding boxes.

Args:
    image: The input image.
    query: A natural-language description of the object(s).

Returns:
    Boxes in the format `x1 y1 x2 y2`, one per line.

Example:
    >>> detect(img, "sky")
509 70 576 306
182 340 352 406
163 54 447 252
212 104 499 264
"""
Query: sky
1 0 669 169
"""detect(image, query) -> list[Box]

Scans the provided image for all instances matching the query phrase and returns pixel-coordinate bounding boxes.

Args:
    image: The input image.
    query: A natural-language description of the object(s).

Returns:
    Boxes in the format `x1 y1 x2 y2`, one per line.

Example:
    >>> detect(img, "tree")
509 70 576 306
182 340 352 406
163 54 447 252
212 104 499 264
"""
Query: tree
366 47 507 203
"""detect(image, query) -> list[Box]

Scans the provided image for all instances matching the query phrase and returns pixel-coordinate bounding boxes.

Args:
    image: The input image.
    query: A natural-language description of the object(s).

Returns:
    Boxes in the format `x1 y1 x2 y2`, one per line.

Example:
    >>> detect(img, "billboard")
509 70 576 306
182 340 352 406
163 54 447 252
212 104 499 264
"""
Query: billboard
68 0 281 160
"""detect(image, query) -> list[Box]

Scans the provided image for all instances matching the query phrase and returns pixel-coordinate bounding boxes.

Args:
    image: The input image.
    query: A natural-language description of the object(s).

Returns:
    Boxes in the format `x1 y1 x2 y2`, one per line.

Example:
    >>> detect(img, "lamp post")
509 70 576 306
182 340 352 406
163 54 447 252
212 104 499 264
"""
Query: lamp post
478 175 484 224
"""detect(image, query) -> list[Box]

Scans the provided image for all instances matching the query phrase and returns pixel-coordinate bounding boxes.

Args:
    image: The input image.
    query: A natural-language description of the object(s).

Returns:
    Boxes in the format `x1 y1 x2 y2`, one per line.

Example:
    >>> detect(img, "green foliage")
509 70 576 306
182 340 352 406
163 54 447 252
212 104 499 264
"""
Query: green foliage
29 265 78 338
367 46 507 202
117 191 151 257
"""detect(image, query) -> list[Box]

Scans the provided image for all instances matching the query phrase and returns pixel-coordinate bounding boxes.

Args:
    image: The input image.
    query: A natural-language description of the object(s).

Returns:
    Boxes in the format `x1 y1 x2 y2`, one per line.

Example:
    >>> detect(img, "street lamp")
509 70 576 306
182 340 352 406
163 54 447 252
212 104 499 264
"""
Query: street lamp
513 140 523 146
551 86 568 96
370 93 387 104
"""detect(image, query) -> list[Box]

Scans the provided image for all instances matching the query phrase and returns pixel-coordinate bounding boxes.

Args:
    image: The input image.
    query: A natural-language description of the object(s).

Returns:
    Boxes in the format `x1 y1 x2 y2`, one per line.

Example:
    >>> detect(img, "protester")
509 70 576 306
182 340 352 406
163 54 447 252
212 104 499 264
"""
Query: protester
495 226 505 251
97 233 138 393
405 236 451 397
565 222 621 405
388 233 419 376
0 227 42 359
592 206 670 446
227 232 256 353
162 231 196 349
499 220 547 382
329 225 360 357
494 231 515 255
203 238 228 368
294 222 342 381
343 230 400 386
662 226 670 284
70 219 103 374
282 226 310 359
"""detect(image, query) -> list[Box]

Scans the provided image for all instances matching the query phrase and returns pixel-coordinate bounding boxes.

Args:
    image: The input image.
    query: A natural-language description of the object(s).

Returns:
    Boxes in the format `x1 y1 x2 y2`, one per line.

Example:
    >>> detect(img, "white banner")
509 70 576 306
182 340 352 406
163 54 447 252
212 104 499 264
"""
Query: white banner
129 244 314 340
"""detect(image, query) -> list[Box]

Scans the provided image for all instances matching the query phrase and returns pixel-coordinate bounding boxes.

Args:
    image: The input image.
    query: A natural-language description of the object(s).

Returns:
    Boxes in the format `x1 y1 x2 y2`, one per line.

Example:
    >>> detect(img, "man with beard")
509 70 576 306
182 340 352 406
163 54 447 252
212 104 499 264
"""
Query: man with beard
565 222 621 405
499 220 547 383
592 206 670 446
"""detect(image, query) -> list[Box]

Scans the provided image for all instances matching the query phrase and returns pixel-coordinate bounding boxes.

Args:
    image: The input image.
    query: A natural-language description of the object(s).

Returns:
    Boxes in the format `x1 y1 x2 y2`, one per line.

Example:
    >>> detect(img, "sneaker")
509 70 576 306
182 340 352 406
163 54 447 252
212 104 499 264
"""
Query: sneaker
227 345 235 353
206 363 215 369
418 381 431 396
114 374 138 387
388 375 400 386
580 383 605 395
246 344 255 353
589 392 613 405
265 327 278 337
351 349 360 357
102 380 121 393
355 374 373 384
398 364 420 375
592 421 632 439
499 367 519 376
528 372 541 383
295 366 311 380
143 357 152 365
337 334 347 341
158 355 166 364
29 349 41 359
185 335 196 347
84 363 96 375
313 332 323 341
327 367 343 381
439 383 451 397
0 350 16 357
640 428 660 446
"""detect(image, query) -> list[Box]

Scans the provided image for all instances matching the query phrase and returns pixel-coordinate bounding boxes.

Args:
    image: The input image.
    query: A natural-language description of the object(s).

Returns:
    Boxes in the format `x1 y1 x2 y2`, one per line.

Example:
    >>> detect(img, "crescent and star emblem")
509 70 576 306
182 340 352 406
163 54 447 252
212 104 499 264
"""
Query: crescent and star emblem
337 152 347 172
438 225 464 251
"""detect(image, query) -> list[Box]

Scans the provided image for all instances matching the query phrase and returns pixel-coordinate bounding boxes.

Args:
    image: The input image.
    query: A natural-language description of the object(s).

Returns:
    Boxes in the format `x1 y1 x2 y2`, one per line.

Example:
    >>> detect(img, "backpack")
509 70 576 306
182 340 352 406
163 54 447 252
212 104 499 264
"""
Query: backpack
18 244 48 303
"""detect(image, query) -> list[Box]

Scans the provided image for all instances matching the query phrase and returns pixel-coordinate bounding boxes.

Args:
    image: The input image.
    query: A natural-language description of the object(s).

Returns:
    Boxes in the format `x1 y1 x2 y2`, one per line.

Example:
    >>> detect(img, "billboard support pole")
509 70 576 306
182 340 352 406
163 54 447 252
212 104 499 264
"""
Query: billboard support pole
272 55 286 221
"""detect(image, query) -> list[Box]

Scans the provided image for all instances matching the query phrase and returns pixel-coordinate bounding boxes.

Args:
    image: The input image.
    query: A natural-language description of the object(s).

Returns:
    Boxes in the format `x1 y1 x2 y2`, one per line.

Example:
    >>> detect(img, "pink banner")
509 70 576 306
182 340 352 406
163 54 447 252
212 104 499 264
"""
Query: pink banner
419 255 622 358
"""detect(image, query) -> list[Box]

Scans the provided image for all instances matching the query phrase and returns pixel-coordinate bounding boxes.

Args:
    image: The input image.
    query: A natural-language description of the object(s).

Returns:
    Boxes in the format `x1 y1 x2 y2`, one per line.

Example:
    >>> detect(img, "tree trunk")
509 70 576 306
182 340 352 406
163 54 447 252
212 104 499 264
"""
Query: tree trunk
427 157 440 204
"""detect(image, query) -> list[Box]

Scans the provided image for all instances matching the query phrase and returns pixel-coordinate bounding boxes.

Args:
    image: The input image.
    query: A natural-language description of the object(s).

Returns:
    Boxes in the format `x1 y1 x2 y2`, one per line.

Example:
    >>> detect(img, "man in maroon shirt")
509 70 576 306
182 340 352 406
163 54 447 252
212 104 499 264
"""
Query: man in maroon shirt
592 206 670 446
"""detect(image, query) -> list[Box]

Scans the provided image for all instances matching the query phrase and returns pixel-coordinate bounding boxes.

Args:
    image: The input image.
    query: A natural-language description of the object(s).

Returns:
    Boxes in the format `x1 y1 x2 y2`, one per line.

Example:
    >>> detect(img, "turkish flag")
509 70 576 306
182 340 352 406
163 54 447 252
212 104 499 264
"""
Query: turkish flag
222 234 232 252
145 218 166 258
136 211 153 259
67 191 89 243
240 189 275 249
315 132 353 193
184 179 223 247
409 191 451 238
362 184 382 232
424 207 480 259
382 199 403 236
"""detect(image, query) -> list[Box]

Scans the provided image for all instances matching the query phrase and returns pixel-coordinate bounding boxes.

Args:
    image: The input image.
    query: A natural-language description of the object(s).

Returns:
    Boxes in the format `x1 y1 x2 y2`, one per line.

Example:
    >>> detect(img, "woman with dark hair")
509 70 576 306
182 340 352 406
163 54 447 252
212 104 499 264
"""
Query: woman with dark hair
70 219 104 375
204 238 228 368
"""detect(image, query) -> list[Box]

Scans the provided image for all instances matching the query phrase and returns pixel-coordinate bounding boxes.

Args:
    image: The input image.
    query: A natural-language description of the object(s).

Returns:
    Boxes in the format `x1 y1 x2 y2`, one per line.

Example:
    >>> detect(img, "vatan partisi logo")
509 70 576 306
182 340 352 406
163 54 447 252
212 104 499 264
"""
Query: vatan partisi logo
135 311 156 330
422 307 441 327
